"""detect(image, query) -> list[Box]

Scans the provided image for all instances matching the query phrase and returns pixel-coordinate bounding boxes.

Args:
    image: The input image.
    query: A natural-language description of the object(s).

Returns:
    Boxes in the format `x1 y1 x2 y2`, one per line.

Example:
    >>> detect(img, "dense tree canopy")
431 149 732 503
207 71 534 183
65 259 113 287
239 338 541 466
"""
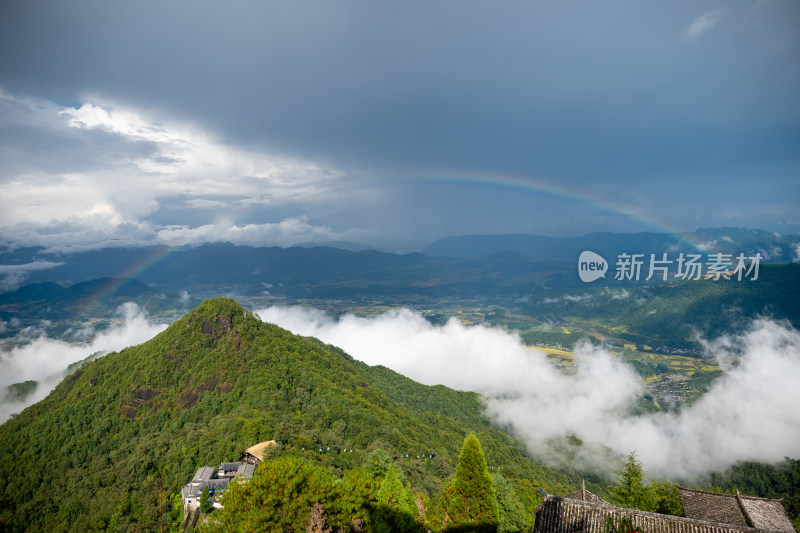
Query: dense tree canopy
493 474 526 533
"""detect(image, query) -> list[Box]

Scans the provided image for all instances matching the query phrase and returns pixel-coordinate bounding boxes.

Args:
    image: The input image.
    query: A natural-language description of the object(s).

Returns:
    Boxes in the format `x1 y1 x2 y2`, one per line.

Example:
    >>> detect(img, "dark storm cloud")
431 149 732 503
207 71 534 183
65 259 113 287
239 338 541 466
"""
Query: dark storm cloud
0 1 798 248
2 1 793 169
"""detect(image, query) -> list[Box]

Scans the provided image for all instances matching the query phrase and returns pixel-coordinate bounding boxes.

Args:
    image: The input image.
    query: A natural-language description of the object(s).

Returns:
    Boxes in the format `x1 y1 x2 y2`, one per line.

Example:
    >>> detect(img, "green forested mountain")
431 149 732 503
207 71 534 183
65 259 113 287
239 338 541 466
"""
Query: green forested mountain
0 298 575 532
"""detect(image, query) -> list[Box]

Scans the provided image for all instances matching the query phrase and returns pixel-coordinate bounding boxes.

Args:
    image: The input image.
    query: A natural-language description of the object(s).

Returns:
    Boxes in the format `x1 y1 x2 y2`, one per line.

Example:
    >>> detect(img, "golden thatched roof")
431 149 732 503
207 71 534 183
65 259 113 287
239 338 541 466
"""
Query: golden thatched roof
243 440 277 462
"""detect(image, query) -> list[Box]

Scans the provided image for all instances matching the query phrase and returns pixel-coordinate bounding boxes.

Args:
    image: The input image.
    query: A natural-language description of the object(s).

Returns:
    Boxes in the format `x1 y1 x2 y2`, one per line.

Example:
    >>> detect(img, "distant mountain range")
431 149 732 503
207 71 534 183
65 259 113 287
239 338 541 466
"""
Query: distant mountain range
295 240 392 253
422 228 800 261
0 228 796 303
0 243 431 289
0 277 193 325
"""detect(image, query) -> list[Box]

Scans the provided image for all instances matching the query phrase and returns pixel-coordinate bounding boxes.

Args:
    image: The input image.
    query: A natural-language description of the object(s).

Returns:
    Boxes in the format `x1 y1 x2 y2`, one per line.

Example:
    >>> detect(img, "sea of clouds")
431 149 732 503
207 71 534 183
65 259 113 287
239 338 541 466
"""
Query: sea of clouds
255 305 800 480
0 303 167 422
2 298 797 481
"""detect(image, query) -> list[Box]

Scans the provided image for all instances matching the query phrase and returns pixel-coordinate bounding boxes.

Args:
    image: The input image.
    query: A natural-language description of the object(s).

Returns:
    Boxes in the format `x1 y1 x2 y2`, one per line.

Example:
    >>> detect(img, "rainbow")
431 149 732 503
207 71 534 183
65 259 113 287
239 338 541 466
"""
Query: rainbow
407 170 706 251
72 170 707 315
69 244 186 319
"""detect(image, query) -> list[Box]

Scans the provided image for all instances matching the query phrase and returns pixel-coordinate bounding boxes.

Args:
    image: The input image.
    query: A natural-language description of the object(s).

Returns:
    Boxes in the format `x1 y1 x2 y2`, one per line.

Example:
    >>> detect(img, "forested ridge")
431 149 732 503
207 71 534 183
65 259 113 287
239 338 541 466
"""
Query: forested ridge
0 298 576 532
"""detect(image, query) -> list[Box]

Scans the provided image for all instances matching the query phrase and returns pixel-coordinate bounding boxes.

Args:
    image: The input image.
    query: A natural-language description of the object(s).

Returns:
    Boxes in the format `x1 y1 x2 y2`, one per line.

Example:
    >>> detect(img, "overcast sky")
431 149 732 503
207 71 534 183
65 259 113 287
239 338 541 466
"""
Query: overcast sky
1 1 798 251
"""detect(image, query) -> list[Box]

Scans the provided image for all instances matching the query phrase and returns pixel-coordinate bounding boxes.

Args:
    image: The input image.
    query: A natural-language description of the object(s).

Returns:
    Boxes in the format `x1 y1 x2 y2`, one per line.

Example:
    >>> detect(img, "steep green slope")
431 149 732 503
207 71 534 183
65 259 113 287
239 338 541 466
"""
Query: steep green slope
0 298 573 532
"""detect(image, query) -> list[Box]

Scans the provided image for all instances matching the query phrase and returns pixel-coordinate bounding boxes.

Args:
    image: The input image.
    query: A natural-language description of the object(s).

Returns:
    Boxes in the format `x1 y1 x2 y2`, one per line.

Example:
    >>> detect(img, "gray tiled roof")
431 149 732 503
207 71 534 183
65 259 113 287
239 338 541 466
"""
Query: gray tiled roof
562 480 608 504
182 485 201 499
184 457 259 505
191 466 215 484
236 462 256 479
680 488 750 528
679 488 795 533
740 498 796 533
207 478 231 491
534 496 783 533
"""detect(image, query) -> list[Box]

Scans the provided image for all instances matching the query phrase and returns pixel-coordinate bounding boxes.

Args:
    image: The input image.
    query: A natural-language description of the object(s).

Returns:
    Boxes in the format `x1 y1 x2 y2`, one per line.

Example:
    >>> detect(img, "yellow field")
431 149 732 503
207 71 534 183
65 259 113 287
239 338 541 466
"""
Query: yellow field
527 344 719 375
536 347 573 357
627 351 719 374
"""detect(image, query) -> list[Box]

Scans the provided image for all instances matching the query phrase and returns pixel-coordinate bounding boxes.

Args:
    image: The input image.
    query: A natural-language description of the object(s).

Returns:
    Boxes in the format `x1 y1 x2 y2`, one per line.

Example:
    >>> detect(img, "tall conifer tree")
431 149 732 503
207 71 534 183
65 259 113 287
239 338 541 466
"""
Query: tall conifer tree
447 432 498 528
612 452 657 511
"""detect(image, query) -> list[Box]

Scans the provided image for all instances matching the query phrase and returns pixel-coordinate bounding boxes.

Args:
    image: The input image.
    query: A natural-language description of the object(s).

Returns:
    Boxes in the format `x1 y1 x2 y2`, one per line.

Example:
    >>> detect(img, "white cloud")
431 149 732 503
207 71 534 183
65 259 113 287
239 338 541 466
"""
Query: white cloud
0 261 66 275
183 198 231 209
0 91 368 252
611 288 630 300
0 213 375 253
57 102 335 196
256 306 800 480
256 306 580 396
754 245 783 261
0 261 65 292
542 293 591 304
682 9 727 41
696 240 716 251
600 287 630 300
156 217 377 248
0 303 167 422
